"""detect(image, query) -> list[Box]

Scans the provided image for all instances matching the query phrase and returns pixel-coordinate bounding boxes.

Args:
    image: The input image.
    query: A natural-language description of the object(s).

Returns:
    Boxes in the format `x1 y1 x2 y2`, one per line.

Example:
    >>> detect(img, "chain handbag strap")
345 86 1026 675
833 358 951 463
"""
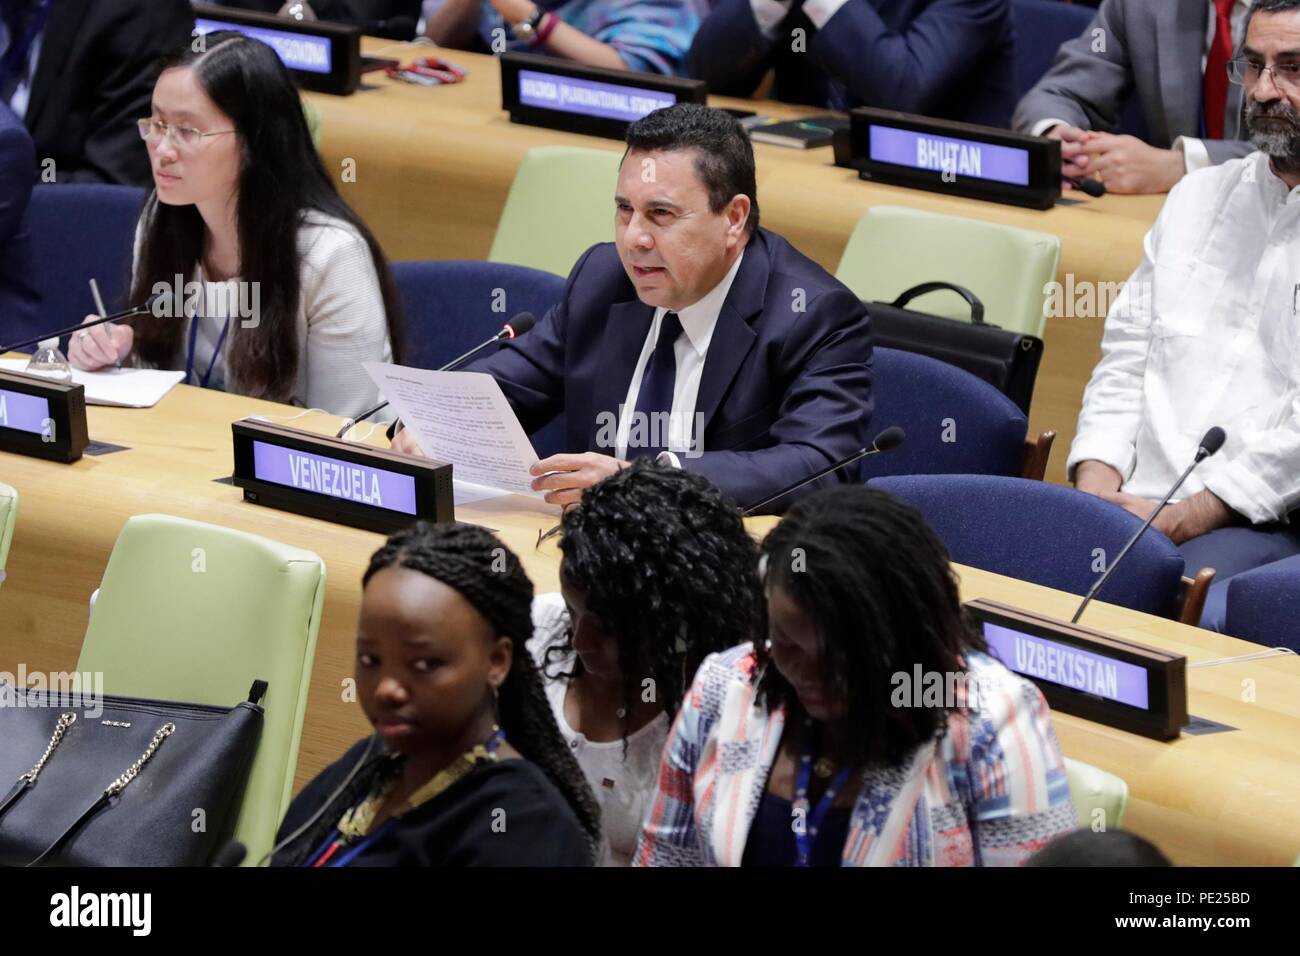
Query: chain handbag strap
104 723 176 797
19 713 77 784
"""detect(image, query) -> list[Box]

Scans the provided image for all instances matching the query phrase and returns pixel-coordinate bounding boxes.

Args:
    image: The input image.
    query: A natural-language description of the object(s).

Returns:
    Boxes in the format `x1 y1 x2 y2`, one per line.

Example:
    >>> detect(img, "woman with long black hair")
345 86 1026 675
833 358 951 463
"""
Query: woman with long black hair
68 31 401 419
272 521 600 866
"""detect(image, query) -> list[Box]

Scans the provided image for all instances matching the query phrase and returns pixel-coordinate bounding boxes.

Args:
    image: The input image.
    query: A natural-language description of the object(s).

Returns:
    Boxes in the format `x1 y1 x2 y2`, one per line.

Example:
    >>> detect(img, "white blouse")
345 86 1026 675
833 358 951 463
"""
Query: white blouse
133 209 392 419
528 592 670 867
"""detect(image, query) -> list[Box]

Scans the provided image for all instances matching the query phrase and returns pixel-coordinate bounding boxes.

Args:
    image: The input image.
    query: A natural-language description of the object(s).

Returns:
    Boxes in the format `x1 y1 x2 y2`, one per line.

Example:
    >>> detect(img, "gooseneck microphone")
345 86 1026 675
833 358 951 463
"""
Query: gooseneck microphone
0 295 162 354
741 425 905 516
1071 426 1227 624
338 312 537 439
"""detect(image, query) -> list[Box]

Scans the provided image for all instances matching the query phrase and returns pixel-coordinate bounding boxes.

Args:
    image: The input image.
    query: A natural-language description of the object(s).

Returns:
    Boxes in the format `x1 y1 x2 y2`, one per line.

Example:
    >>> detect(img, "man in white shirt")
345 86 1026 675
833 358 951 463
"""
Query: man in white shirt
1014 0 1254 194
1069 0 1300 629
393 104 872 511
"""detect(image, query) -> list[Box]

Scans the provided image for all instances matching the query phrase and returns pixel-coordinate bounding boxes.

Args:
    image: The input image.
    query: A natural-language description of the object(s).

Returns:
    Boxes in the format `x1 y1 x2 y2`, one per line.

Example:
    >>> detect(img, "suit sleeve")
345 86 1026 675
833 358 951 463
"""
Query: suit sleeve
683 288 872 512
461 246 597 433
808 0 1009 115
1011 0 1134 134
0 119 36 238
56 1 194 185
1203 139 1255 164
686 0 777 97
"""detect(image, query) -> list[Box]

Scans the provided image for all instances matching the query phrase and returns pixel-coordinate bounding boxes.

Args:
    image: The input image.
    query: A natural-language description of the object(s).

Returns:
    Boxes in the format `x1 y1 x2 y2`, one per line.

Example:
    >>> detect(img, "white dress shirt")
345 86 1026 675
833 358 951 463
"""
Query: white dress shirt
1067 150 1300 524
613 250 745 461
750 0 847 37
1033 0 1250 175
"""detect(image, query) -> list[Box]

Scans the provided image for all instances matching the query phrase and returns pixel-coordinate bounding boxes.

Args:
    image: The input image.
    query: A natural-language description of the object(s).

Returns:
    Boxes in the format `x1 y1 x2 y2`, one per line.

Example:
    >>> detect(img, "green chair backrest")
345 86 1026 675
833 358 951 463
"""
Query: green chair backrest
0 482 16 587
303 100 322 151
835 205 1061 338
489 145 622 277
75 514 326 865
1064 756 1129 831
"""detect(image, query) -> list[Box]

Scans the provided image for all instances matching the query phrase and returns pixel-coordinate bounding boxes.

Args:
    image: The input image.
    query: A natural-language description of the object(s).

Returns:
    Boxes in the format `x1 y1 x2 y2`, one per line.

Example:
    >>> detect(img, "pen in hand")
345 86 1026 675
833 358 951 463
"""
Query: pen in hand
89 278 121 370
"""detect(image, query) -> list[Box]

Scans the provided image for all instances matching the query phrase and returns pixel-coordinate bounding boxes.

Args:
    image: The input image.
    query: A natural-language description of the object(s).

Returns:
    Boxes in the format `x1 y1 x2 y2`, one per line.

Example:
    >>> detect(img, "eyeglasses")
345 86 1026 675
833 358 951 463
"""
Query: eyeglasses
1227 58 1300 91
136 117 236 150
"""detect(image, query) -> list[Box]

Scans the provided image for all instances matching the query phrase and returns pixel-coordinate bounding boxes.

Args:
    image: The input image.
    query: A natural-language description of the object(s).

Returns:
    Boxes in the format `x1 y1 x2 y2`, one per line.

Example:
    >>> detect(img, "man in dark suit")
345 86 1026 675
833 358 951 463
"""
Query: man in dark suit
1 0 194 186
686 0 1015 125
1013 0 1253 194
0 103 39 344
394 105 872 511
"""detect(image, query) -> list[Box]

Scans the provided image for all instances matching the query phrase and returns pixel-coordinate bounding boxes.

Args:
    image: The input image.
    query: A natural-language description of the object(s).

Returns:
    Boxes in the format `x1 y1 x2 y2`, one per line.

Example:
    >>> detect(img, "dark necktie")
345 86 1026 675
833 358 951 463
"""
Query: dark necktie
0 0 53 106
628 311 682 459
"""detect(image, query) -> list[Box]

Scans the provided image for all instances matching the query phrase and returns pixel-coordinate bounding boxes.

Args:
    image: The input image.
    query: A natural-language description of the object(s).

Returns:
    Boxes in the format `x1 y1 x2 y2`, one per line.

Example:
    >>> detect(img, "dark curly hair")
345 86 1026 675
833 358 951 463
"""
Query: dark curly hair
758 485 987 768
550 460 764 739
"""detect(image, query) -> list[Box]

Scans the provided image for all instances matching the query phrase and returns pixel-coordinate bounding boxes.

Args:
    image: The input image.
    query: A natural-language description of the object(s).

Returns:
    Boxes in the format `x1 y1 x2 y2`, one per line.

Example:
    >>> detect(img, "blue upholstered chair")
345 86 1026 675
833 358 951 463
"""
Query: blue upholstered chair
864 348 1054 482
869 473 1213 623
1012 0 1149 140
21 184 145 352
1223 556 1300 652
390 260 568 458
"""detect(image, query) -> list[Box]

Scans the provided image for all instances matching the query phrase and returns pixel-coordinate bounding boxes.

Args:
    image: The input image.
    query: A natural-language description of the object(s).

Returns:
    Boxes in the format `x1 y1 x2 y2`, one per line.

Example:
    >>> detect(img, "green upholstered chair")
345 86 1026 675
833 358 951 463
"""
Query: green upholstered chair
1064 756 1130 831
488 145 622 277
75 514 326 865
0 482 16 589
303 100 322 151
835 205 1062 338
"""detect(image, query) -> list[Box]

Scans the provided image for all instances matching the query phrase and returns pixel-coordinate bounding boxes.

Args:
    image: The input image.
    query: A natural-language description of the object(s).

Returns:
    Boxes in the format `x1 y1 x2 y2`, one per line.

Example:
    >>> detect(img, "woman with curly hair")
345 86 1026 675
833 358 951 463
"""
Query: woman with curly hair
634 485 1077 867
529 460 764 866
271 522 600 866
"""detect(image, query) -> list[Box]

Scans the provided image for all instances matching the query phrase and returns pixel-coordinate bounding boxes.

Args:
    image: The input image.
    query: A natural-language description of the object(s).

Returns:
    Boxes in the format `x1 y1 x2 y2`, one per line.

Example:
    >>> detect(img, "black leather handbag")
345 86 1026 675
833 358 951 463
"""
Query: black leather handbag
0 680 266 867
868 281 1045 416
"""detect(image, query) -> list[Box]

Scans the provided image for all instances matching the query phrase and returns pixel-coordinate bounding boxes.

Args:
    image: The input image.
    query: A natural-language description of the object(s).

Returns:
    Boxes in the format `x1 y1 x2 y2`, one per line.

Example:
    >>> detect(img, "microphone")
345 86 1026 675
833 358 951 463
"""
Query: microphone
741 425 905 516
1071 425 1227 624
211 841 247 867
0 295 162 355
1065 175 1106 198
339 312 537 439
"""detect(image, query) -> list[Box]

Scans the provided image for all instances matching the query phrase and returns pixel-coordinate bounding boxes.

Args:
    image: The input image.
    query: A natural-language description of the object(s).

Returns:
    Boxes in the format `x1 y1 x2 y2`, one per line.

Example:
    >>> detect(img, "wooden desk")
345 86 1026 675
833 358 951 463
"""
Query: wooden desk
5 386 1295 865
303 41 1168 483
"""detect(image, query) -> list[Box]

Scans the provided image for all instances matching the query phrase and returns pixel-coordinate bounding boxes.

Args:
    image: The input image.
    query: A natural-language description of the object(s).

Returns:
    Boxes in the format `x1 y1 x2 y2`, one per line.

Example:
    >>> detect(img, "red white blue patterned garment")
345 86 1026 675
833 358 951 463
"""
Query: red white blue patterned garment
633 644 1077 867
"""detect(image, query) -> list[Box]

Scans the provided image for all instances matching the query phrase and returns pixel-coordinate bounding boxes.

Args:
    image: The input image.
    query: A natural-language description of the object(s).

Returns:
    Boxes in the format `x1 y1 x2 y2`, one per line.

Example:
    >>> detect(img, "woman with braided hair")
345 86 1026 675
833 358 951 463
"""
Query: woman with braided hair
272 522 599 866
529 460 764 865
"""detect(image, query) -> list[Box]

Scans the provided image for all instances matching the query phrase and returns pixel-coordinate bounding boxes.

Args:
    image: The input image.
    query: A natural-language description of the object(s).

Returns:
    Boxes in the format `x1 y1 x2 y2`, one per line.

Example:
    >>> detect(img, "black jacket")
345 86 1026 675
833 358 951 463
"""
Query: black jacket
273 738 595 866
24 0 194 186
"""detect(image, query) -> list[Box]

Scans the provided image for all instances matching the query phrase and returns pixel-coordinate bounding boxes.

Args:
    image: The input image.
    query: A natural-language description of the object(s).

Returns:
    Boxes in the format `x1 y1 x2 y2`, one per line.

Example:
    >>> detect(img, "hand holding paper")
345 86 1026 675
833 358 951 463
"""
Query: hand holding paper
364 363 544 498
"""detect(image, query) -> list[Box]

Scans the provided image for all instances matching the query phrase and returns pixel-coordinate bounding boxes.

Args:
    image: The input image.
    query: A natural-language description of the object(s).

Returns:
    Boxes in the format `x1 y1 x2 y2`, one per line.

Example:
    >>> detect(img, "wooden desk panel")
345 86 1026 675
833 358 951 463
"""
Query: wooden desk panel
6 385 1293 864
303 42 1168 483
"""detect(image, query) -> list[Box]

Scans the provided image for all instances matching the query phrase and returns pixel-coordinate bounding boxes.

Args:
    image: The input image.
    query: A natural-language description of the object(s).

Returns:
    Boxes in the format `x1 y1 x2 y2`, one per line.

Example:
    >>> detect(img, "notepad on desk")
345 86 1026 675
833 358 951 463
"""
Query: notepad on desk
746 115 848 149
0 361 186 408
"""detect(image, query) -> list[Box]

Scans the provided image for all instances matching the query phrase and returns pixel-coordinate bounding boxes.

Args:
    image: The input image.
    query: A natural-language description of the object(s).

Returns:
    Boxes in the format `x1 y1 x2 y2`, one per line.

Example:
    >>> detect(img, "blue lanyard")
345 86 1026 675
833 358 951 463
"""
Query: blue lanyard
305 819 396 868
304 729 506 868
793 718 852 868
185 311 232 389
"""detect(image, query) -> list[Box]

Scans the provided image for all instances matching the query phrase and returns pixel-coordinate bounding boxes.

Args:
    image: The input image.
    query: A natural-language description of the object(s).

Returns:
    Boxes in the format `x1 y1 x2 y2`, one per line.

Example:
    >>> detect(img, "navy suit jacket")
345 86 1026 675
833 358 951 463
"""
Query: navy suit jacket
0 104 39 347
688 0 1015 126
466 229 873 511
